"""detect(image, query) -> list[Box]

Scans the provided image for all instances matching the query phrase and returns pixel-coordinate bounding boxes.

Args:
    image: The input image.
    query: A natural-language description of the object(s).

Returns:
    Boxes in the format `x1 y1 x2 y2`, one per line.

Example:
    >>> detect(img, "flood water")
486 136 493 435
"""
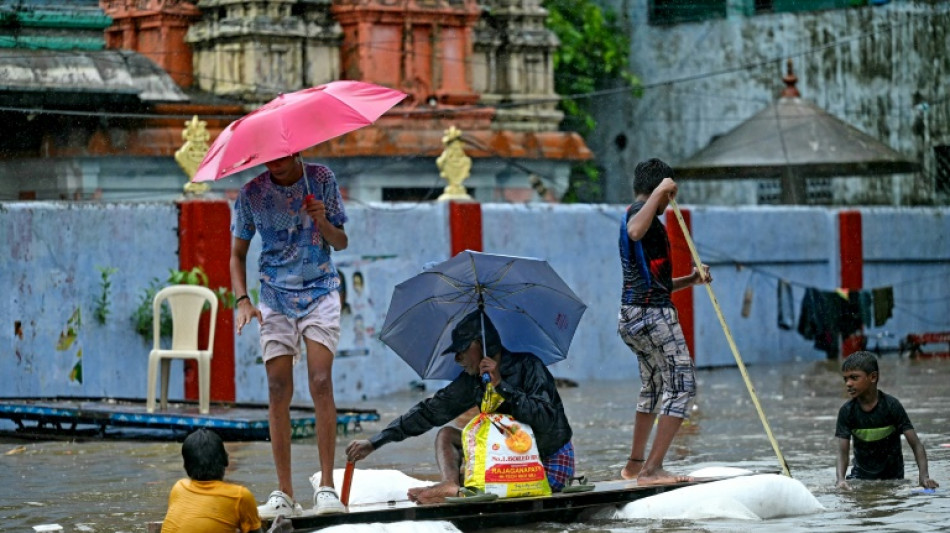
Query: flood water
3 356 948 532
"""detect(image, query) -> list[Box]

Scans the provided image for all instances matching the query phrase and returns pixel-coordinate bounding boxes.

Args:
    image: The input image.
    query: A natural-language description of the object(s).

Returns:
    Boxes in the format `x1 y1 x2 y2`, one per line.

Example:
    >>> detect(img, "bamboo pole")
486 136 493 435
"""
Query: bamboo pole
669 199 791 477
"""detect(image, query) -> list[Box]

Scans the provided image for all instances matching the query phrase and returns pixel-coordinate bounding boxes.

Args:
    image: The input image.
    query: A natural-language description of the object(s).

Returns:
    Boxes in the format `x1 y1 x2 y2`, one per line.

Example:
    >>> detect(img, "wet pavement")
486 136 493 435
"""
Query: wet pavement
2 355 948 532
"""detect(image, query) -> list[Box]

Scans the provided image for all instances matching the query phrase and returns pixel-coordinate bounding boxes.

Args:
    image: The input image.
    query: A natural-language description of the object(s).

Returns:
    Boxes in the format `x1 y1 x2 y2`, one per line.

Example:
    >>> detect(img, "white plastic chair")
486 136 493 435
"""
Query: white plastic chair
146 285 218 415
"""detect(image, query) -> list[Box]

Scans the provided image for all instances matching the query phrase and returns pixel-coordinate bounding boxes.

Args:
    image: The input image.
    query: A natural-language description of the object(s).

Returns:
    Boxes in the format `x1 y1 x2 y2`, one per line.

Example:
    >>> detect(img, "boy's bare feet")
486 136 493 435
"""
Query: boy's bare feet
407 481 460 504
637 467 694 486
621 457 645 480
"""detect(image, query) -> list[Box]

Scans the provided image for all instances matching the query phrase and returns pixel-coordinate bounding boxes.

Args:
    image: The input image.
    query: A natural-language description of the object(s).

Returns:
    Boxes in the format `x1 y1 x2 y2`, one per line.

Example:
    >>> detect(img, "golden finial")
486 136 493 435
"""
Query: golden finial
175 115 211 195
436 126 473 201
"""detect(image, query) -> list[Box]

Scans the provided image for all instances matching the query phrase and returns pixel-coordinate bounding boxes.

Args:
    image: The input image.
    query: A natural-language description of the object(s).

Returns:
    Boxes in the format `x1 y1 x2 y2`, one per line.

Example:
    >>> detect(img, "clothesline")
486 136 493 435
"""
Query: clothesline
688 242 947 293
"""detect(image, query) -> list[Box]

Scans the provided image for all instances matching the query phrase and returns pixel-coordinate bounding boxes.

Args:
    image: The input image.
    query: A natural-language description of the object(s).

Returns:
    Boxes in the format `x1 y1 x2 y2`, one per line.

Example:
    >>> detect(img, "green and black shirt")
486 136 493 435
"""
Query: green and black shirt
835 391 913 480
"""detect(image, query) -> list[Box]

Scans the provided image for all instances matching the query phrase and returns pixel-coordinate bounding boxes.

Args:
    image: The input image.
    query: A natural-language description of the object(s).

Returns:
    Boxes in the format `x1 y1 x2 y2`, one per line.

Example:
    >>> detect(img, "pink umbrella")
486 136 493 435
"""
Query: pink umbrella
193 81 407 184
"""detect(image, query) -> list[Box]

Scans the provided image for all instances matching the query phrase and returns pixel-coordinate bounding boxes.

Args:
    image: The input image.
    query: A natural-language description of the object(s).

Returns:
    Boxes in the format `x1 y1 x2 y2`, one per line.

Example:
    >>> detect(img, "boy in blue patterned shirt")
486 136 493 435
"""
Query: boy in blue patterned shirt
230 153 348 517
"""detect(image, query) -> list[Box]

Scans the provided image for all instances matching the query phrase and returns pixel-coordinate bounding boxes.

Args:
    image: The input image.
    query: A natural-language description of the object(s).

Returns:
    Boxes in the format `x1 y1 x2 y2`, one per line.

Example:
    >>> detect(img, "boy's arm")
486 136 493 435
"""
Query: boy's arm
626 178 677 241
672 265 711 291
231 237 263 335
835 436 852 490
904 429 939 489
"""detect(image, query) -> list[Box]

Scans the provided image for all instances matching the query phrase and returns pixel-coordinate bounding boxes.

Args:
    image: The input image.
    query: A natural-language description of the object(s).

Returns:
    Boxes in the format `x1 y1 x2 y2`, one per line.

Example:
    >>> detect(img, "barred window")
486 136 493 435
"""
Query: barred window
935 145 950 195
753 0 867 15
648 0 726 25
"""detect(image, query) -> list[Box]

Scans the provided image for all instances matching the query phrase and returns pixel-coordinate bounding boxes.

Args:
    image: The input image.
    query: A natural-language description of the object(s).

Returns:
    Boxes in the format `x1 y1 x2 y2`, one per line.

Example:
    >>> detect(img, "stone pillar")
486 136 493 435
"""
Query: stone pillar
101 0 202 88
301 0 344 87
187 0 336 100
473 0 563 132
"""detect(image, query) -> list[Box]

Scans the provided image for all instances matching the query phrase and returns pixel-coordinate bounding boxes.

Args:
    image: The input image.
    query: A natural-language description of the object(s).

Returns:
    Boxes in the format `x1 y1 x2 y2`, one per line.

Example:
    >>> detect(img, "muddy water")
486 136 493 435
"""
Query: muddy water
2 356 948 532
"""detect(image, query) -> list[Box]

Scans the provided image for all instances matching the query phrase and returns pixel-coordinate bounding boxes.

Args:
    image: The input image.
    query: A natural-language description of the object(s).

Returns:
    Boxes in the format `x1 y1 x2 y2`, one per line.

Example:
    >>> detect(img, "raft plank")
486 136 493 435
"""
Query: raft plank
283 478 708 531
0 396 378 441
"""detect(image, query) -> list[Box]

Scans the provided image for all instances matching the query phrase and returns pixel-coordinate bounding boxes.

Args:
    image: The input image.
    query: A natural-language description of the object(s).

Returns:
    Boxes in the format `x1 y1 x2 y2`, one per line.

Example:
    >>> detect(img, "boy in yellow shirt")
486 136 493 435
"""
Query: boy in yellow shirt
162 428 289 533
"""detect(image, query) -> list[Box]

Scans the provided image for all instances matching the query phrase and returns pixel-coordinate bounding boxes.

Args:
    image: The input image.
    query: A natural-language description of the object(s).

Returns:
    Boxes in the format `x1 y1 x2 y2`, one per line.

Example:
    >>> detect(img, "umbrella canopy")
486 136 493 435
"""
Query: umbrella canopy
193 81 407 182
675 60 919 203
379 251 588 380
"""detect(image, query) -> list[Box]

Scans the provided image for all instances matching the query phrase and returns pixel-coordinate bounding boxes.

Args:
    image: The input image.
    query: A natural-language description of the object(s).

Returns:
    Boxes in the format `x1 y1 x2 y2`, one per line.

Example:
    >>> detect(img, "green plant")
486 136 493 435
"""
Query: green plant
132 277 174 339
132 266 212 340
544 0 639 137
93 266 118 325
168 266 209 286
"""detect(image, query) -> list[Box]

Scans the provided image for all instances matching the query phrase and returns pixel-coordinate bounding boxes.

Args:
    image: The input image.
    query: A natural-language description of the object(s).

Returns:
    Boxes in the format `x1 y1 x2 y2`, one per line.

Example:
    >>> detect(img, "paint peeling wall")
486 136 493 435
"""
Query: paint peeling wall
0 202 179 398
592 0 950 206
1 202 947 406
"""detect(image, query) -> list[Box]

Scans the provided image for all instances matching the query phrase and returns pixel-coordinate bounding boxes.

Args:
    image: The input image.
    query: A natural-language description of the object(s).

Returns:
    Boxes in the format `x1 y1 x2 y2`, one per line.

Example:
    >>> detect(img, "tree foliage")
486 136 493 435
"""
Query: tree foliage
543 0 640 202
544 0 639 138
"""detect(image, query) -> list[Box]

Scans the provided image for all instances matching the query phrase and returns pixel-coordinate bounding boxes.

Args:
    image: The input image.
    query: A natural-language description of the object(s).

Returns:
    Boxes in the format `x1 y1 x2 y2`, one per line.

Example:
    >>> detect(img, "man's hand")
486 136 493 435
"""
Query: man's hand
920 475 939 489
479 356 501 387
235 299 262 335
346 439 374 462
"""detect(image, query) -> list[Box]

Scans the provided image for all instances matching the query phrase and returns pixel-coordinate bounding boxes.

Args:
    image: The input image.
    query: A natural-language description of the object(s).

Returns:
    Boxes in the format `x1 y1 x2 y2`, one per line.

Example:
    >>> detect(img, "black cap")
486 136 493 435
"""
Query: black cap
441 310 499 356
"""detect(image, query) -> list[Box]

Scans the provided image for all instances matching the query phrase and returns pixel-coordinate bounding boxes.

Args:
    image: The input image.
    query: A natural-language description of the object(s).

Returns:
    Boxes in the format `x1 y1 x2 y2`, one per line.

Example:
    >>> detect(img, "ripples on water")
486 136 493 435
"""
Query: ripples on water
2 357 947 532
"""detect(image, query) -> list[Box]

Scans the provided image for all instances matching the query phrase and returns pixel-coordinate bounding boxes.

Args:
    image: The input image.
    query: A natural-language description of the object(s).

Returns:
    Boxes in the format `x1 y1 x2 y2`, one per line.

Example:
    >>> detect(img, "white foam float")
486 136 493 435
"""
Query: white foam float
316 469 454 533
606 468 825 521
320 521 460 533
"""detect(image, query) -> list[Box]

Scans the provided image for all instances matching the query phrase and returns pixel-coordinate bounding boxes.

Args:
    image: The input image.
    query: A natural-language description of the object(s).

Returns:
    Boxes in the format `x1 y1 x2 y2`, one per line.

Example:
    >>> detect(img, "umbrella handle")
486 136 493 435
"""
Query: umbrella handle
482 373 490 384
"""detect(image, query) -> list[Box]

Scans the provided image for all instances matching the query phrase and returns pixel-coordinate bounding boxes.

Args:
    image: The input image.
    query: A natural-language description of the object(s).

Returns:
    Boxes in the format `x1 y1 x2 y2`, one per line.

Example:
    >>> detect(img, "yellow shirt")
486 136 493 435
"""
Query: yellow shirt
161 479 261 533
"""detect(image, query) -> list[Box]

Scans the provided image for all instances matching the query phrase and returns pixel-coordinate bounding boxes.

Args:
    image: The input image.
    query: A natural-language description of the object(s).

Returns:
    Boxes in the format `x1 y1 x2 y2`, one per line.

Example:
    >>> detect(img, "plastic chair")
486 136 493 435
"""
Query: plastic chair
146 285 218 415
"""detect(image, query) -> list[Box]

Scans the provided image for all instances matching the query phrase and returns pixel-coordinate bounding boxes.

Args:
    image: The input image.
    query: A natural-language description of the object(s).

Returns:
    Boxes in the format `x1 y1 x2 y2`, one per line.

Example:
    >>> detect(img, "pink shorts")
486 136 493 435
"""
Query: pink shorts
259 292 341 363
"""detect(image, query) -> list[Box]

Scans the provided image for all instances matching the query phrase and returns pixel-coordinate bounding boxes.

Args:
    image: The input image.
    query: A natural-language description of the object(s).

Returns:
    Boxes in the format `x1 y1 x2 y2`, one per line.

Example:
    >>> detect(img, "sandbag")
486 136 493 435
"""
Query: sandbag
461 384 550 498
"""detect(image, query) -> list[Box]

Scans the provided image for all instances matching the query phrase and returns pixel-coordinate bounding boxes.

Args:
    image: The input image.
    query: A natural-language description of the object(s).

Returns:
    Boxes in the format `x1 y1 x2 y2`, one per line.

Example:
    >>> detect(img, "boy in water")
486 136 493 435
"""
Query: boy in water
162 428 290 533
835 351 939 490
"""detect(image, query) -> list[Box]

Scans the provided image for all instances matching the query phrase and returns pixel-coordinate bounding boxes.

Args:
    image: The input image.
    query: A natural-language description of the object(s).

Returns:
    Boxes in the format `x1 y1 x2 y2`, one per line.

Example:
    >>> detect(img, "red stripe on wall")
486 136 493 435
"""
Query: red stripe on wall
666 207 695 360
178 200 236 402
839 211 863 290
449 201 483 256
839 210 864 358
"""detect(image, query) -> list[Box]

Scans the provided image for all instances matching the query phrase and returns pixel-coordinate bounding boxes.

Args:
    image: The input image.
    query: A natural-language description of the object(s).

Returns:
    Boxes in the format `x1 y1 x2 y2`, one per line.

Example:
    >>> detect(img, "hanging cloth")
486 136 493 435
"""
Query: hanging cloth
777 279 795 330
798 288 841 358
872 287 894 327
857 290 873 329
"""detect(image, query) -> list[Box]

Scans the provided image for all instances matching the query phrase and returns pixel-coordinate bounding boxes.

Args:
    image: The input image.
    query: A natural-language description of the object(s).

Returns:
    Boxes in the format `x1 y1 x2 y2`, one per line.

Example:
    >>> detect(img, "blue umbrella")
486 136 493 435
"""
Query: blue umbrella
379 251 587 380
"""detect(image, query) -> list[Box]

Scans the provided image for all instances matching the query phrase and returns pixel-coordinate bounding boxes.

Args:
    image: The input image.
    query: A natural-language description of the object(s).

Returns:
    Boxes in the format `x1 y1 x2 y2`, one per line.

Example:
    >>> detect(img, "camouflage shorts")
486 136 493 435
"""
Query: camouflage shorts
618 305 696 418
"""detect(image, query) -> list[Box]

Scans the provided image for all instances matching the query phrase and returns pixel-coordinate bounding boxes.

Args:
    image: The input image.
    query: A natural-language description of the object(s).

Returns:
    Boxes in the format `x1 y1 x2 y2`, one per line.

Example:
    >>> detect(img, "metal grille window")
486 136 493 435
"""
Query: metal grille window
757 177 832 204
753 0 867 14
648 0 726 25
806 177 832 205
757 179 781 205
936 145 950 195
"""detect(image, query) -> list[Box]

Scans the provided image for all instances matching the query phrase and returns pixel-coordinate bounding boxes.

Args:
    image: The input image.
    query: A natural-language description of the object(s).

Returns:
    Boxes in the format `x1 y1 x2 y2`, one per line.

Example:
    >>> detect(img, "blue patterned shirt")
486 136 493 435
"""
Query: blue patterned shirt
231 163 348 318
